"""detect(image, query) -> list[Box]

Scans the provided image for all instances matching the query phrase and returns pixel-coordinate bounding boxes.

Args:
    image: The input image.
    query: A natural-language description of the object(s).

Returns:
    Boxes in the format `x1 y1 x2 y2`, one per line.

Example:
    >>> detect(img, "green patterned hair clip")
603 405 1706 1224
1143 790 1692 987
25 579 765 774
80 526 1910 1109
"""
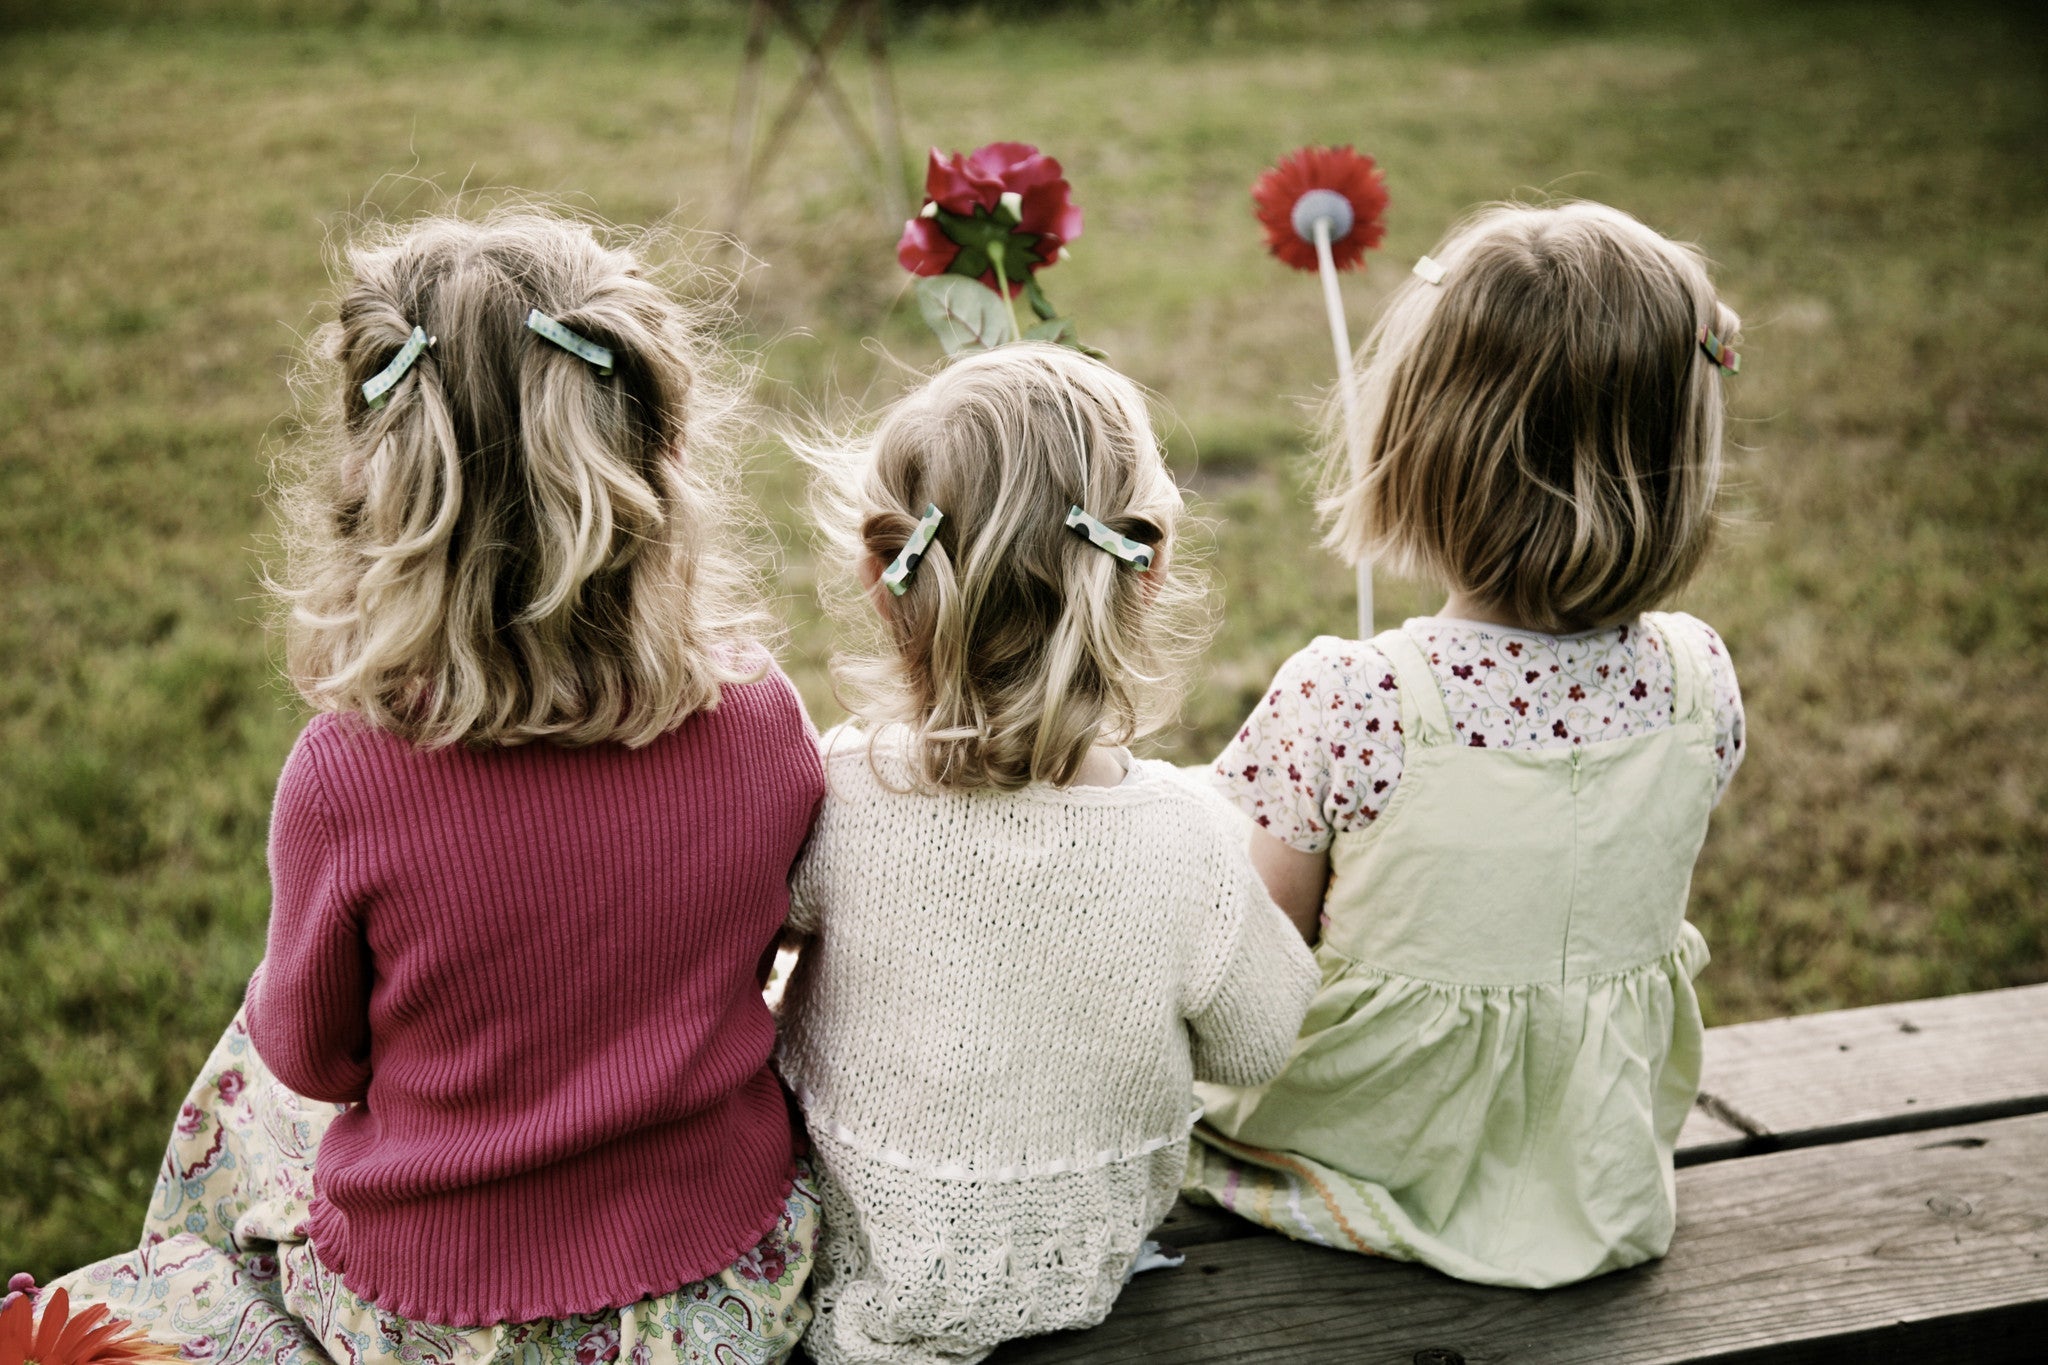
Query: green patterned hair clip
1697 323 1740 376
882 504 945 597
361 326 435 409
1065 506 1155 570
526 309 614 375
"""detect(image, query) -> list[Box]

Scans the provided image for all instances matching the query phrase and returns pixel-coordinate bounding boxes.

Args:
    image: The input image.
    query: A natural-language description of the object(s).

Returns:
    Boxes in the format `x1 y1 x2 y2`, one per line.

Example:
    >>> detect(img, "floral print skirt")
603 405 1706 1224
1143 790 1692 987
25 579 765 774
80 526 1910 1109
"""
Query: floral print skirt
52 1006 819 1365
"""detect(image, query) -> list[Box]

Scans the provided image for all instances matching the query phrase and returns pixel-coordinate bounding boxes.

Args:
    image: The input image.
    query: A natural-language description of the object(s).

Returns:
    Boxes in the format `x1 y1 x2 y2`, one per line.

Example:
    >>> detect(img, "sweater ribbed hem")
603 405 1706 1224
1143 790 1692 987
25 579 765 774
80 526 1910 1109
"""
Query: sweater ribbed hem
303 1073 801 1327
306 1153 801 1328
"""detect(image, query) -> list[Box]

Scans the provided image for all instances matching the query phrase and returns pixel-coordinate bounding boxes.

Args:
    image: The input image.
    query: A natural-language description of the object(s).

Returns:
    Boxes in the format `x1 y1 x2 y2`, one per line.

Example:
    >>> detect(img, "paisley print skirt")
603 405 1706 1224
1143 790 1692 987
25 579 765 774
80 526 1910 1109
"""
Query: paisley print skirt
52 1005 819 1365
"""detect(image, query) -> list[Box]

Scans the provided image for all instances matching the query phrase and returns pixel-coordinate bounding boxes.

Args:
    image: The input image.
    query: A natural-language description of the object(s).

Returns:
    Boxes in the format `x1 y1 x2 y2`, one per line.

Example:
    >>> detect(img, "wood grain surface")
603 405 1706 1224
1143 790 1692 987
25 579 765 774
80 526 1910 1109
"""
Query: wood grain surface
995 1111 2048 1364
1683 982 2048 1157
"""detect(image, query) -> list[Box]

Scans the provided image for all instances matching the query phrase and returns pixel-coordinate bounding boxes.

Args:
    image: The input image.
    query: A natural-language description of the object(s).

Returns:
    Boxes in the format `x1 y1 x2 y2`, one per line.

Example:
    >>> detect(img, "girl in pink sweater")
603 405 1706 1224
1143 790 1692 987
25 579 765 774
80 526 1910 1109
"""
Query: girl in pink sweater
52 212 825 1365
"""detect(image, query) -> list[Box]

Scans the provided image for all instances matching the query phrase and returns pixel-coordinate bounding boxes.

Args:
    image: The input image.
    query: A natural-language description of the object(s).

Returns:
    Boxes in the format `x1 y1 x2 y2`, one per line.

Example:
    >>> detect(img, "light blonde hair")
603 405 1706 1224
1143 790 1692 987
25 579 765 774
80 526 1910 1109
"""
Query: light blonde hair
1324 200 1741 632
808 344 1208 791
273 210 768 748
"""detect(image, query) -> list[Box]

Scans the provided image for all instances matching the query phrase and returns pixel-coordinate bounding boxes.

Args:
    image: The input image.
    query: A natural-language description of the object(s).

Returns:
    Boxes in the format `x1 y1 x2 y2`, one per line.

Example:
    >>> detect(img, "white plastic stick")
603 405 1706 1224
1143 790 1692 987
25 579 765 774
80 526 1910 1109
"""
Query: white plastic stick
1312 216 1372 638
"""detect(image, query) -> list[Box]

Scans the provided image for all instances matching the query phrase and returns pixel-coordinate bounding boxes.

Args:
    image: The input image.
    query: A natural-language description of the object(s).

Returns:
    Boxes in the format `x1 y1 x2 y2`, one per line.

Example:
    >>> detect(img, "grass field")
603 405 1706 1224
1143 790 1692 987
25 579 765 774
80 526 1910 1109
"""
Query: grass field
4 0 2046 1278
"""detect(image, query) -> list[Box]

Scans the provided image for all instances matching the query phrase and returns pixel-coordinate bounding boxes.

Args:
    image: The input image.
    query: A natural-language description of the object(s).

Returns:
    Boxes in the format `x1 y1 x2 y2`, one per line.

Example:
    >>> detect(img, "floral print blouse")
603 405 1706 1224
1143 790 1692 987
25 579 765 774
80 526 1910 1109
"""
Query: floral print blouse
1213 614 1746 854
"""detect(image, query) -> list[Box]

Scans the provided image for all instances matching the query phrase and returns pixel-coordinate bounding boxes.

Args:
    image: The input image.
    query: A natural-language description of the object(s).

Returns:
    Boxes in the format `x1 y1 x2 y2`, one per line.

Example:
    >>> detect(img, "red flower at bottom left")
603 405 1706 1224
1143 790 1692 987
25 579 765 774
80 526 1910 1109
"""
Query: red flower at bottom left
0 1286 180 1365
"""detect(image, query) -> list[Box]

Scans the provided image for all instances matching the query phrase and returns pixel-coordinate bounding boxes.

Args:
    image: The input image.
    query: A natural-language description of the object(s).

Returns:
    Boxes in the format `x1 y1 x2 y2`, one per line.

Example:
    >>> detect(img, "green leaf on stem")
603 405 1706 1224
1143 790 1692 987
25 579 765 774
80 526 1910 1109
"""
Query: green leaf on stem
1023 316 1107 359
1024 318 1076 345
1024 277 1058 322
917 275 1011 354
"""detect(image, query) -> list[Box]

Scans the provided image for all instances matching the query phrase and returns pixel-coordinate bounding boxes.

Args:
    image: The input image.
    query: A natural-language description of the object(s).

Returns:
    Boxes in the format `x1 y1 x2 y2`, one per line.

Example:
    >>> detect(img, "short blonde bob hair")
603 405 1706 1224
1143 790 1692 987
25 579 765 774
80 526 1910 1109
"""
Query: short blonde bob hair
274 210 767 748
1324 200 1741 632
808 344 1208 791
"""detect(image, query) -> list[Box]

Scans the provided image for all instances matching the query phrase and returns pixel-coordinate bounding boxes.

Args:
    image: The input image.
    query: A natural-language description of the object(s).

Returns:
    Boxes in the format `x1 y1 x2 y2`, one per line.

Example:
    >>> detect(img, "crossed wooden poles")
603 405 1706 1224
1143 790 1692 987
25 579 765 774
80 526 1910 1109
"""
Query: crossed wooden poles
725 0 909 236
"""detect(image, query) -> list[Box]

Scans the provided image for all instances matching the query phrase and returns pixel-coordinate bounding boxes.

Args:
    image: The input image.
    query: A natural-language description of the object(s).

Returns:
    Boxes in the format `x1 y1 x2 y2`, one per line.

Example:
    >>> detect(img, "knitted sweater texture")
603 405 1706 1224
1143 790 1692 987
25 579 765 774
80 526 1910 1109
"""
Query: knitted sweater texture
248 668 825 1327
778 729 1319 1365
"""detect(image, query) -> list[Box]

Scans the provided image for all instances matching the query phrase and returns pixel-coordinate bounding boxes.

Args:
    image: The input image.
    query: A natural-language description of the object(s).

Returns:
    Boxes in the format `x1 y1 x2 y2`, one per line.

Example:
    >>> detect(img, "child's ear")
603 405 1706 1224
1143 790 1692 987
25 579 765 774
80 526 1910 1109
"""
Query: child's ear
1141 543 1168 607
859 553 893 621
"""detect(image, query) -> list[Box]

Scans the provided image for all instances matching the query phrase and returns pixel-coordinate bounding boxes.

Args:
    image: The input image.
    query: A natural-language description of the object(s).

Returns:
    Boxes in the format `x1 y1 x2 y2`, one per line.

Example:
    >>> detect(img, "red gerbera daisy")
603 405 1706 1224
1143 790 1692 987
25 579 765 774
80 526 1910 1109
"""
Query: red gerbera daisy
1251 145 1389 272
0 1284 179 1365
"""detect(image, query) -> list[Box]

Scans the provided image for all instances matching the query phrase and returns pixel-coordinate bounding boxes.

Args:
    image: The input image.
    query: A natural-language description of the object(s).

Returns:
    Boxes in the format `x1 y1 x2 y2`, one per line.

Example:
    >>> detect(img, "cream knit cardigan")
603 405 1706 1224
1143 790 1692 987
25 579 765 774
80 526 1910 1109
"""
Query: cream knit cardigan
778 727 1319 1365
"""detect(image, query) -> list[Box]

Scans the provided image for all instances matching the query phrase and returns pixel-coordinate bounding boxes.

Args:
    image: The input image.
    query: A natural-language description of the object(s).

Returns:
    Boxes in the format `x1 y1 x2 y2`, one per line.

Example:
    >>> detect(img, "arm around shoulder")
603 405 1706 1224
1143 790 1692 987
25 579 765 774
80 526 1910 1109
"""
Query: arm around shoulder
784 729 865 940
1249 828 1328 941
1185 846 1320 1088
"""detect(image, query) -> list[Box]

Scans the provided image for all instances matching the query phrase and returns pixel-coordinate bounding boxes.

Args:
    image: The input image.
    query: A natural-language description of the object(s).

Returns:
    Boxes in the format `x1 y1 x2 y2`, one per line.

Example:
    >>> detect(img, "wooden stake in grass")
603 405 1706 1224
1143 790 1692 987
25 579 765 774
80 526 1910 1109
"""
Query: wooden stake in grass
1252 146 1390 640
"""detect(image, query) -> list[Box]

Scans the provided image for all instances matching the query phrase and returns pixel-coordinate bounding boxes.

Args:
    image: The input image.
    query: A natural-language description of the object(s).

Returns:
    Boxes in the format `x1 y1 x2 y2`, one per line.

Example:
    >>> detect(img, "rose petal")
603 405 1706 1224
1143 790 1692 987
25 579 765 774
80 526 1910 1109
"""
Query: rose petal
896 217 960 277
965 141 1039 179
986 149 1056 192
1018 181 1082 257
923 149 992 215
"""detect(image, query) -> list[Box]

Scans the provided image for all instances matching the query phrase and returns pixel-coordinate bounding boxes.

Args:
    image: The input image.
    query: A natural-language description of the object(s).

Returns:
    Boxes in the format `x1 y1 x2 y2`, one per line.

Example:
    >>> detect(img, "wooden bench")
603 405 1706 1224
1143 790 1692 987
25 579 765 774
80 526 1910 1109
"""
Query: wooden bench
992 982 2048 1364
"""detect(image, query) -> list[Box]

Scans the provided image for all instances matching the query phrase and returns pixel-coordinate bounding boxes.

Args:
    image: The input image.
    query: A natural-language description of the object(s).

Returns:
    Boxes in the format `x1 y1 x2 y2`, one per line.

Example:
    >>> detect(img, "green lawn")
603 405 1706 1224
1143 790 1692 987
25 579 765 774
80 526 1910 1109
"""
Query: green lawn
4 0 2045 1277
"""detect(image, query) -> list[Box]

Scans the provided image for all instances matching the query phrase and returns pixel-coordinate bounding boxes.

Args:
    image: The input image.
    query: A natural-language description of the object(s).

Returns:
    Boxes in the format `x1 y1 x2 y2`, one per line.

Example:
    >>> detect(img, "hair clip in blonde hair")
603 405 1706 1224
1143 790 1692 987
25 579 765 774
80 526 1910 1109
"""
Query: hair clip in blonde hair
882 504 945 597
1065 506 1154 570
361 326 435 409
1697 324 1740 375
526 309 614 375
1412 255 1447 285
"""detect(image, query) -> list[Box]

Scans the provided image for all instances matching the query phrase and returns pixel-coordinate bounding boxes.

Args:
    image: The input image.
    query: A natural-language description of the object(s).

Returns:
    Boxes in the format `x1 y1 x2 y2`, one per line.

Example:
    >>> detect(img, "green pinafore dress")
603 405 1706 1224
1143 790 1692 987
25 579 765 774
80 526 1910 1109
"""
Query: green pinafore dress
1188 612 1718 1288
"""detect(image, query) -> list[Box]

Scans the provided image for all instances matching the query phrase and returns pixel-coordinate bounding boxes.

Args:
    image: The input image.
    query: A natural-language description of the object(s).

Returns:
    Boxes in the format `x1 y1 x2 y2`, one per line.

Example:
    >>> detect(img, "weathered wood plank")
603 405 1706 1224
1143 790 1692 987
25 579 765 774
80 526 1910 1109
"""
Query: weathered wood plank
995 1111 2048 1364
1682 981 2048 1160
1152 1195 1259 1249
1675 1102 1748 1159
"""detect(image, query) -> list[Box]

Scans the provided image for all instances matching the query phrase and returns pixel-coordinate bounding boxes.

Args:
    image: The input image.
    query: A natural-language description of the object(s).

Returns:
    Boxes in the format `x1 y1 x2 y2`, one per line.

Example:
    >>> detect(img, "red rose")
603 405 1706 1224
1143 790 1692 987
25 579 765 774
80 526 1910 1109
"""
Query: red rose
895 215 959 277
967 142 1083 259
898 141 1083 294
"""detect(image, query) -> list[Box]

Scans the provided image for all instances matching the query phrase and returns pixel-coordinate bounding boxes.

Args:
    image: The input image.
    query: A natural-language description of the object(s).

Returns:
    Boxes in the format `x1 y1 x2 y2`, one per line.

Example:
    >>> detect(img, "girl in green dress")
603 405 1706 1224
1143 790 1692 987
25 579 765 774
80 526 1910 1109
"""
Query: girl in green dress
1193 200 1749 1288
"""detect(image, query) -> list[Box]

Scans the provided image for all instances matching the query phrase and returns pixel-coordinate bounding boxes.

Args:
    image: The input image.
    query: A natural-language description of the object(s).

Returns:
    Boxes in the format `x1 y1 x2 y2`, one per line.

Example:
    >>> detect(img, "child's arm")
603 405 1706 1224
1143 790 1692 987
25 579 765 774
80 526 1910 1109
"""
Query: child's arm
1249 829 1328 941
1696 619 1747 804
1185 846 1320 1089
246 739 372 1105
768 840 821 1015
784 783 830 944
1208 639 1397 945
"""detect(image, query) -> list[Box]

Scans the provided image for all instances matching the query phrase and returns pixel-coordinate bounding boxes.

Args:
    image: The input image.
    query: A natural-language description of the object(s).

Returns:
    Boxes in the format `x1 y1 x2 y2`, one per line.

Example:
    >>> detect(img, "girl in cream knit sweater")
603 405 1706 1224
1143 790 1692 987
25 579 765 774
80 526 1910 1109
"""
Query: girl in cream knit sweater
780 345 1318 1365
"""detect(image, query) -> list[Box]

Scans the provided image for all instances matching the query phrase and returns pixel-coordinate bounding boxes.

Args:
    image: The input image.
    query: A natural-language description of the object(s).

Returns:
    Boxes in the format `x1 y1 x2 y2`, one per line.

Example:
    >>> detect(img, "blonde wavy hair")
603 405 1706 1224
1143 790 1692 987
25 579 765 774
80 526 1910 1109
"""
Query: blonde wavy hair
1323 200 1741 632
272 210 768 748
807 344 1209 791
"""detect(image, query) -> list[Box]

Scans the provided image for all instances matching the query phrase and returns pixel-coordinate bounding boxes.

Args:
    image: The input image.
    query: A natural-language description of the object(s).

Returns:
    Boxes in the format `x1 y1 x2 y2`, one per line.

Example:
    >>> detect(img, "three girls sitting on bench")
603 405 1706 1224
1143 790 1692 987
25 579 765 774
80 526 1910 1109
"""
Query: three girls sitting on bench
52 198 1744 1365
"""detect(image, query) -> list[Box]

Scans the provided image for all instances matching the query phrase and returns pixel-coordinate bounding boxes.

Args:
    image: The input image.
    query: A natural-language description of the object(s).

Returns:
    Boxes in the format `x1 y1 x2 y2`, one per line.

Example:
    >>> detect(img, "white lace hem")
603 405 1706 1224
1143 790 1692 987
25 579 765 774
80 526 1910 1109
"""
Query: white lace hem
793 1085 1203 1183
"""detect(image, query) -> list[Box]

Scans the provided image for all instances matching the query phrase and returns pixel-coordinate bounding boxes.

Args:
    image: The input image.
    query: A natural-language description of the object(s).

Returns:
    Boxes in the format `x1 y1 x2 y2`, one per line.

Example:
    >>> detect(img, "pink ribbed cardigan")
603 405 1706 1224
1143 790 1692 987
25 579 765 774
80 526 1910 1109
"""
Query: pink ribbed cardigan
248 668 825 1327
